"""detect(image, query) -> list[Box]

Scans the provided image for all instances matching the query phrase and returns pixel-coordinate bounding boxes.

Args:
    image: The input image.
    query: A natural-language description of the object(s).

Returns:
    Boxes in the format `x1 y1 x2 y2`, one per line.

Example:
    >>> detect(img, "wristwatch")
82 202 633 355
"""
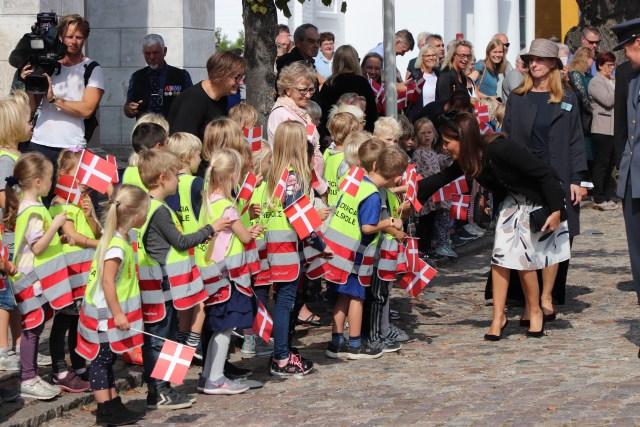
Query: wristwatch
48 95 58 104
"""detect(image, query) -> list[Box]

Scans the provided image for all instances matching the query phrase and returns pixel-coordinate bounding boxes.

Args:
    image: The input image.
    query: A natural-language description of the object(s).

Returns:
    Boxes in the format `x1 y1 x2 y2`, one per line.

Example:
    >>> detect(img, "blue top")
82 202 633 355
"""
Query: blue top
474 61 500 97
315 53 333 79
354 177 382 264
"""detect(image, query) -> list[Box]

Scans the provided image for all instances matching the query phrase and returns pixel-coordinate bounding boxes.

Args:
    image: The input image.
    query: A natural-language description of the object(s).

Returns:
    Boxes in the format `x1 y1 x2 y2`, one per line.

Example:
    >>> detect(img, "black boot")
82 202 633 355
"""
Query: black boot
111 396 146 421
96 396 142 426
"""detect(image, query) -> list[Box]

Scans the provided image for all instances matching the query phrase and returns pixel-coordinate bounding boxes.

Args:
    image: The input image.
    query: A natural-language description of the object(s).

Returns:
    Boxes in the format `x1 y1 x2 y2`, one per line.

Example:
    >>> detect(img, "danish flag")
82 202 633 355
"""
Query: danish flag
253 299 273 342
338 165 365 198
405 237 420 271
76 150 117 194
243 126 263 153
368 77 385 113
150 339 196 385
431 185 452 203
406 80 418 103
237 173 257 204
306 124 316 142
54 175 82 206
397 89 408 110
448 176 469 195
398 258 437 297
105 155 119 184
284 195 322 239
405 168 422 211
272 168 289 204
479 121 494 135
450 194 471 220
473 102 490 124
311 169 321 191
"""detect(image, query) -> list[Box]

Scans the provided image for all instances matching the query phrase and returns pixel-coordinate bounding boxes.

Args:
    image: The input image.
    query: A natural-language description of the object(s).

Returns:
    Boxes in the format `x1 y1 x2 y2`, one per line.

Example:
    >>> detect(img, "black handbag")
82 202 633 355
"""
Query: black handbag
529 206 568 234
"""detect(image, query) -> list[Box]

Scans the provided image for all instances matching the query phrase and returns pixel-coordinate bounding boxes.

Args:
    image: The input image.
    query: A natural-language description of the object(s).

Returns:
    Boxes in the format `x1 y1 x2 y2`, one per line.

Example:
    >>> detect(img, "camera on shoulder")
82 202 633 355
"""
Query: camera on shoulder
9 12 68 94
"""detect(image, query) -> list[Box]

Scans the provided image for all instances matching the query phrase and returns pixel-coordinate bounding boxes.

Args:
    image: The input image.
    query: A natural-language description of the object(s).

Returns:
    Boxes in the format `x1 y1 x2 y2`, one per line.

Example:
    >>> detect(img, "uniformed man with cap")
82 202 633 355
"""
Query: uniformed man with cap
612 18 640 304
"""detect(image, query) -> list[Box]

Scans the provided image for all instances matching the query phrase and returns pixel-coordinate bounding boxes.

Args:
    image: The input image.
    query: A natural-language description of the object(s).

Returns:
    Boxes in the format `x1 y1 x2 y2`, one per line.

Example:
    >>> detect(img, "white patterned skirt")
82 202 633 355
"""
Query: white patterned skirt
491 193 571 270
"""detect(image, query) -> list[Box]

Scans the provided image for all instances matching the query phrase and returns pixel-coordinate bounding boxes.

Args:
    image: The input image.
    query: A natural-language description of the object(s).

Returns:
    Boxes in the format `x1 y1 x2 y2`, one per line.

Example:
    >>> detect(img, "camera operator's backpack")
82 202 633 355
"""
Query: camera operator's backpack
83 61 100 142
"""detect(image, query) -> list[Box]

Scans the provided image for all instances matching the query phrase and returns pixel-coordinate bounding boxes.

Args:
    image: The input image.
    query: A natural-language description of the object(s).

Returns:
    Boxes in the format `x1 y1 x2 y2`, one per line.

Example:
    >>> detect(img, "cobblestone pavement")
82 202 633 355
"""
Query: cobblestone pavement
40 205 640 426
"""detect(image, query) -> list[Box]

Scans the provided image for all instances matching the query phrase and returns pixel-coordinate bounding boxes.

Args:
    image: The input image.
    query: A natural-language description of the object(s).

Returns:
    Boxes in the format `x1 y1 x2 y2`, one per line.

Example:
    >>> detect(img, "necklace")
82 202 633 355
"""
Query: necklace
65 55 85 67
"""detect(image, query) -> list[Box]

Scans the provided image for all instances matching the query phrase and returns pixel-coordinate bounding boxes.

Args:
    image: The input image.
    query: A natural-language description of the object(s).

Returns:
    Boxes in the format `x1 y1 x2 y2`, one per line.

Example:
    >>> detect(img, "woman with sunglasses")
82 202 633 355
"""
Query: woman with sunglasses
503 38 588 320
417 111 570 340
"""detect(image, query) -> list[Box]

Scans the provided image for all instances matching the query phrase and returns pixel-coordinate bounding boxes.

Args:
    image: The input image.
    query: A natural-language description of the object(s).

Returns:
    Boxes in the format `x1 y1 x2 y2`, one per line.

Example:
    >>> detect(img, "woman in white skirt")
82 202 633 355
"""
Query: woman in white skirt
417 111 570 340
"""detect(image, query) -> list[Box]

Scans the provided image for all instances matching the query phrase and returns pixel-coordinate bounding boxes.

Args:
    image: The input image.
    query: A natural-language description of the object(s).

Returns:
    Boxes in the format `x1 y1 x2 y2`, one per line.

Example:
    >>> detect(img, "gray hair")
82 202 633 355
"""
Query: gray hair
556 43 570 57
143 34 165 49
293 23 318 44
277 62 317 96
416 32 430 45
307 100 322 119
414 45 438 70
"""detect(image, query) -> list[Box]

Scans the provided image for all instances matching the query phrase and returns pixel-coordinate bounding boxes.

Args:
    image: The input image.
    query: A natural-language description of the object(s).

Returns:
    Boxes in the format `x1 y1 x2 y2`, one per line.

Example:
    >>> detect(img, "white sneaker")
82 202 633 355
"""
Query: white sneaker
470 223 487 235
20 376 60 400
0 350 20 371
37 352 52 366
463 224 484 237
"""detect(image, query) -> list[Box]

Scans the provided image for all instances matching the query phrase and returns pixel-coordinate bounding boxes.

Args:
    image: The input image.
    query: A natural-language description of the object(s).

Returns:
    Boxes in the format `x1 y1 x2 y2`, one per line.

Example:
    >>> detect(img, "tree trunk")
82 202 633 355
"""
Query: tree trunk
242 0 278 126
569 0 640 59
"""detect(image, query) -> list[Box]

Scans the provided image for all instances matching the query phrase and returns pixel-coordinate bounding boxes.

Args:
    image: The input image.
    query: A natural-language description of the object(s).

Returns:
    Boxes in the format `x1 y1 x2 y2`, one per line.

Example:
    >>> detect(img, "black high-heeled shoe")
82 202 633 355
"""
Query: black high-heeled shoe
526 313 546 338
484 319 509 341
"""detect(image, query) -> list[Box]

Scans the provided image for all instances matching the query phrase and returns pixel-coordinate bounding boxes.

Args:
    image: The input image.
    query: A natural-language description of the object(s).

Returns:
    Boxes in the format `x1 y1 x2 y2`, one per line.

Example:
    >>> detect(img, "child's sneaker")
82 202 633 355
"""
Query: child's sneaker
255 338 274 357
345 343 382 360
270 353 314 377
36 352 52 366
53 371 90 393
325 341 348 359
147 386 192 410
203 376 250 395
20 376 60 400
384 325 410 343
368 337 402 353
0 350 20 371
241 334 256 356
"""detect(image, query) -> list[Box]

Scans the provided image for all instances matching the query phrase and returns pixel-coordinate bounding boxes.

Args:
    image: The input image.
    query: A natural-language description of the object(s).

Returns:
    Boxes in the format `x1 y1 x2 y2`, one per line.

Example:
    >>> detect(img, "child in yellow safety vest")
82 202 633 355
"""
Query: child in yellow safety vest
165 132 207 359
324 141 407 361
199 148 263 395
323 112 358 207
137 150 230 409
48 149 102 393
122 121 168 191
0 90 29 375
6 153 73 400
77 184 149 426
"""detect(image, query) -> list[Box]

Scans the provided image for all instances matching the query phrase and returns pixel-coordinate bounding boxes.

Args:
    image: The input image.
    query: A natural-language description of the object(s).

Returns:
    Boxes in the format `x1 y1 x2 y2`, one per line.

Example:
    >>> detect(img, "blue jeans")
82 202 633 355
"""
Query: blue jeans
142 300 177 389
272 277 299 360
0 279 17 310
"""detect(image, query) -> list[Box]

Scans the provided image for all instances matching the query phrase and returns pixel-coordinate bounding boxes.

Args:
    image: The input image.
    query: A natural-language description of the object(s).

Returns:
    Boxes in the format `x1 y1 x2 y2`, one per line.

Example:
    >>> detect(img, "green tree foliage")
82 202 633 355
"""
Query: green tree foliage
215 28 245 52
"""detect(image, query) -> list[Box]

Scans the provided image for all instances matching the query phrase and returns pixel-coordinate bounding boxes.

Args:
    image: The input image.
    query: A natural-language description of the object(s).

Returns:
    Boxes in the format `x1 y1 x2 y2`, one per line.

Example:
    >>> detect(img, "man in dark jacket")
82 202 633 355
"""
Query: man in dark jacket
275 23 320 74
124 34 192 119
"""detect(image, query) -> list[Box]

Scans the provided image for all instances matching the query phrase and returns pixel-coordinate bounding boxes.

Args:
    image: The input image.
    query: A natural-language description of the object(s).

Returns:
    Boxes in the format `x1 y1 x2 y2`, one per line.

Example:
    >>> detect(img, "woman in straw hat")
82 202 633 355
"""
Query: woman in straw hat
502 38 588 325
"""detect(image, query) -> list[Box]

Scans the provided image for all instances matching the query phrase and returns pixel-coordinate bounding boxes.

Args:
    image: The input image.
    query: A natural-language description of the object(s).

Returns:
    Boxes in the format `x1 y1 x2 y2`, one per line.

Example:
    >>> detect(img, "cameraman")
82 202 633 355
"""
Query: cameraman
20 14 104 167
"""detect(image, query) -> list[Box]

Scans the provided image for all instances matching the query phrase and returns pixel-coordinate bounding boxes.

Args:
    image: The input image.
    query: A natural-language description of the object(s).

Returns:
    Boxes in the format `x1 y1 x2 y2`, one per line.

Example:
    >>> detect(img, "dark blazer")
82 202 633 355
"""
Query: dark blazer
417 136 565 213
435 66 466 101
617 67 640 199
503 89 588 236
614 61 633 167
319 73 378 132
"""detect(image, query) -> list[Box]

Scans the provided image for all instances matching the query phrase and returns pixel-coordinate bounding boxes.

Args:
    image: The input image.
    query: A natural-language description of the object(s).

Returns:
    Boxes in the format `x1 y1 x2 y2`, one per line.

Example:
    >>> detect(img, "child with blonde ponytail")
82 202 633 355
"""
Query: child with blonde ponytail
76 184 149 426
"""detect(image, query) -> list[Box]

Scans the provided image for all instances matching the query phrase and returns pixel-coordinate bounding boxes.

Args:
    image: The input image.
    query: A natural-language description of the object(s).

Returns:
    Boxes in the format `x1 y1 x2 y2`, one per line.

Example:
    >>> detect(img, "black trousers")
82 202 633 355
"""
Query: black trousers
591 133 616 203
623 178 640 302
50 312 85 374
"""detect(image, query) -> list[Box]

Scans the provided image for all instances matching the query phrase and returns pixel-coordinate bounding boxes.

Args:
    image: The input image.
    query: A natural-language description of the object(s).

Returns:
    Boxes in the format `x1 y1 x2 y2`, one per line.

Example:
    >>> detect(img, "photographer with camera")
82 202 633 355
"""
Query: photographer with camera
17 14 104 183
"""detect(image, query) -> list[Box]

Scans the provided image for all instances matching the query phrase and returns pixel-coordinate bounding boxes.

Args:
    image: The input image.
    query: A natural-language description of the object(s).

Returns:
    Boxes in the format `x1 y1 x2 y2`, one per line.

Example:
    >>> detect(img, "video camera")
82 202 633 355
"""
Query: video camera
9 12 68 94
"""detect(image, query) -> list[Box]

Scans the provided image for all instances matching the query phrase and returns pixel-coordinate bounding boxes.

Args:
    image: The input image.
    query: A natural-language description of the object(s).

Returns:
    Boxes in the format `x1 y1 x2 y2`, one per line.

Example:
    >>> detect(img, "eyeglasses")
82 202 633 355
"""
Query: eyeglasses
503 43 511 48
422 54 437 58
456 53 472 60
294 87 316 95
604 62 616 68
232 74 245 83
584 37 600 46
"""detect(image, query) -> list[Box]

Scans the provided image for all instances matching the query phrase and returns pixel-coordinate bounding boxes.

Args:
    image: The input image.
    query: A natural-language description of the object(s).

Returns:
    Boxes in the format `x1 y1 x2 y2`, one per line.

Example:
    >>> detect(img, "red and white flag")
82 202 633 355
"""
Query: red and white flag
237 173 257 203
284 195 322 239
338 165 365 198
54 175 82 206
243 126 263 153
369 77 385 113
398 258 437 297
311 169 321 191
306 124 316 142
431 185 452 203
414 76 426 94
450 194 471 220
479 121 494 135
105 155 119 184
406 80 418 103
448 176 469 195
473 102 490 124
397 89 408 110
76 150 117 194
405 168 422 211
272 168 289 204
405 237 420 272
253 300 273 342
150 339 196 385
401 163 416 185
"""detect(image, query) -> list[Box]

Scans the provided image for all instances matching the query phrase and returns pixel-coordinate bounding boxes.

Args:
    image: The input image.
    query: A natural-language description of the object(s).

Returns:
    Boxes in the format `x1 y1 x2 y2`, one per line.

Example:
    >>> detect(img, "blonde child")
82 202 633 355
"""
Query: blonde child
494 103 506 131
228 102 258 129
6 153 73 399
123 122 168 190
0 90 31 373
199 148 263 394
76 185 149 425
48 149 103 392
307 100 322 128
137 150 228 409
343 131 373 168
324 112 359 207
200 117 245 177
265 121 331 377
373 116 402 146
165 132 207 358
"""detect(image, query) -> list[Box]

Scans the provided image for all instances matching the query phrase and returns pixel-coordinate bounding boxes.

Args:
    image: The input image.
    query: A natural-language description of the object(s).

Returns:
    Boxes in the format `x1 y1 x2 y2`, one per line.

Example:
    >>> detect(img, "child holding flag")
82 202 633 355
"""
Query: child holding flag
6 153 73 399
323 112 359 207
47 149 102 393
265 121 331 377
198 148 263 394
76 184 149 426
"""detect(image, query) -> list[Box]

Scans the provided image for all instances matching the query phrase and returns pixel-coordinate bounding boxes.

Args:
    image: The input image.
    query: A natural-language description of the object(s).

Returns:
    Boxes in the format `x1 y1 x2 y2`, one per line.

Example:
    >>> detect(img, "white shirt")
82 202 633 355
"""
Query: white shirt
422 72 438 106
31 58 105 149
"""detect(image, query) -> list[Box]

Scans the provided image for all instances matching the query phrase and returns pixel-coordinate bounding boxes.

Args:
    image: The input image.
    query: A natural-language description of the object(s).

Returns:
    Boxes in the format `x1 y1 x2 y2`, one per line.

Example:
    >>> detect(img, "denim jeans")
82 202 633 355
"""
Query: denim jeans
142 300 177 389
272 277 299 360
